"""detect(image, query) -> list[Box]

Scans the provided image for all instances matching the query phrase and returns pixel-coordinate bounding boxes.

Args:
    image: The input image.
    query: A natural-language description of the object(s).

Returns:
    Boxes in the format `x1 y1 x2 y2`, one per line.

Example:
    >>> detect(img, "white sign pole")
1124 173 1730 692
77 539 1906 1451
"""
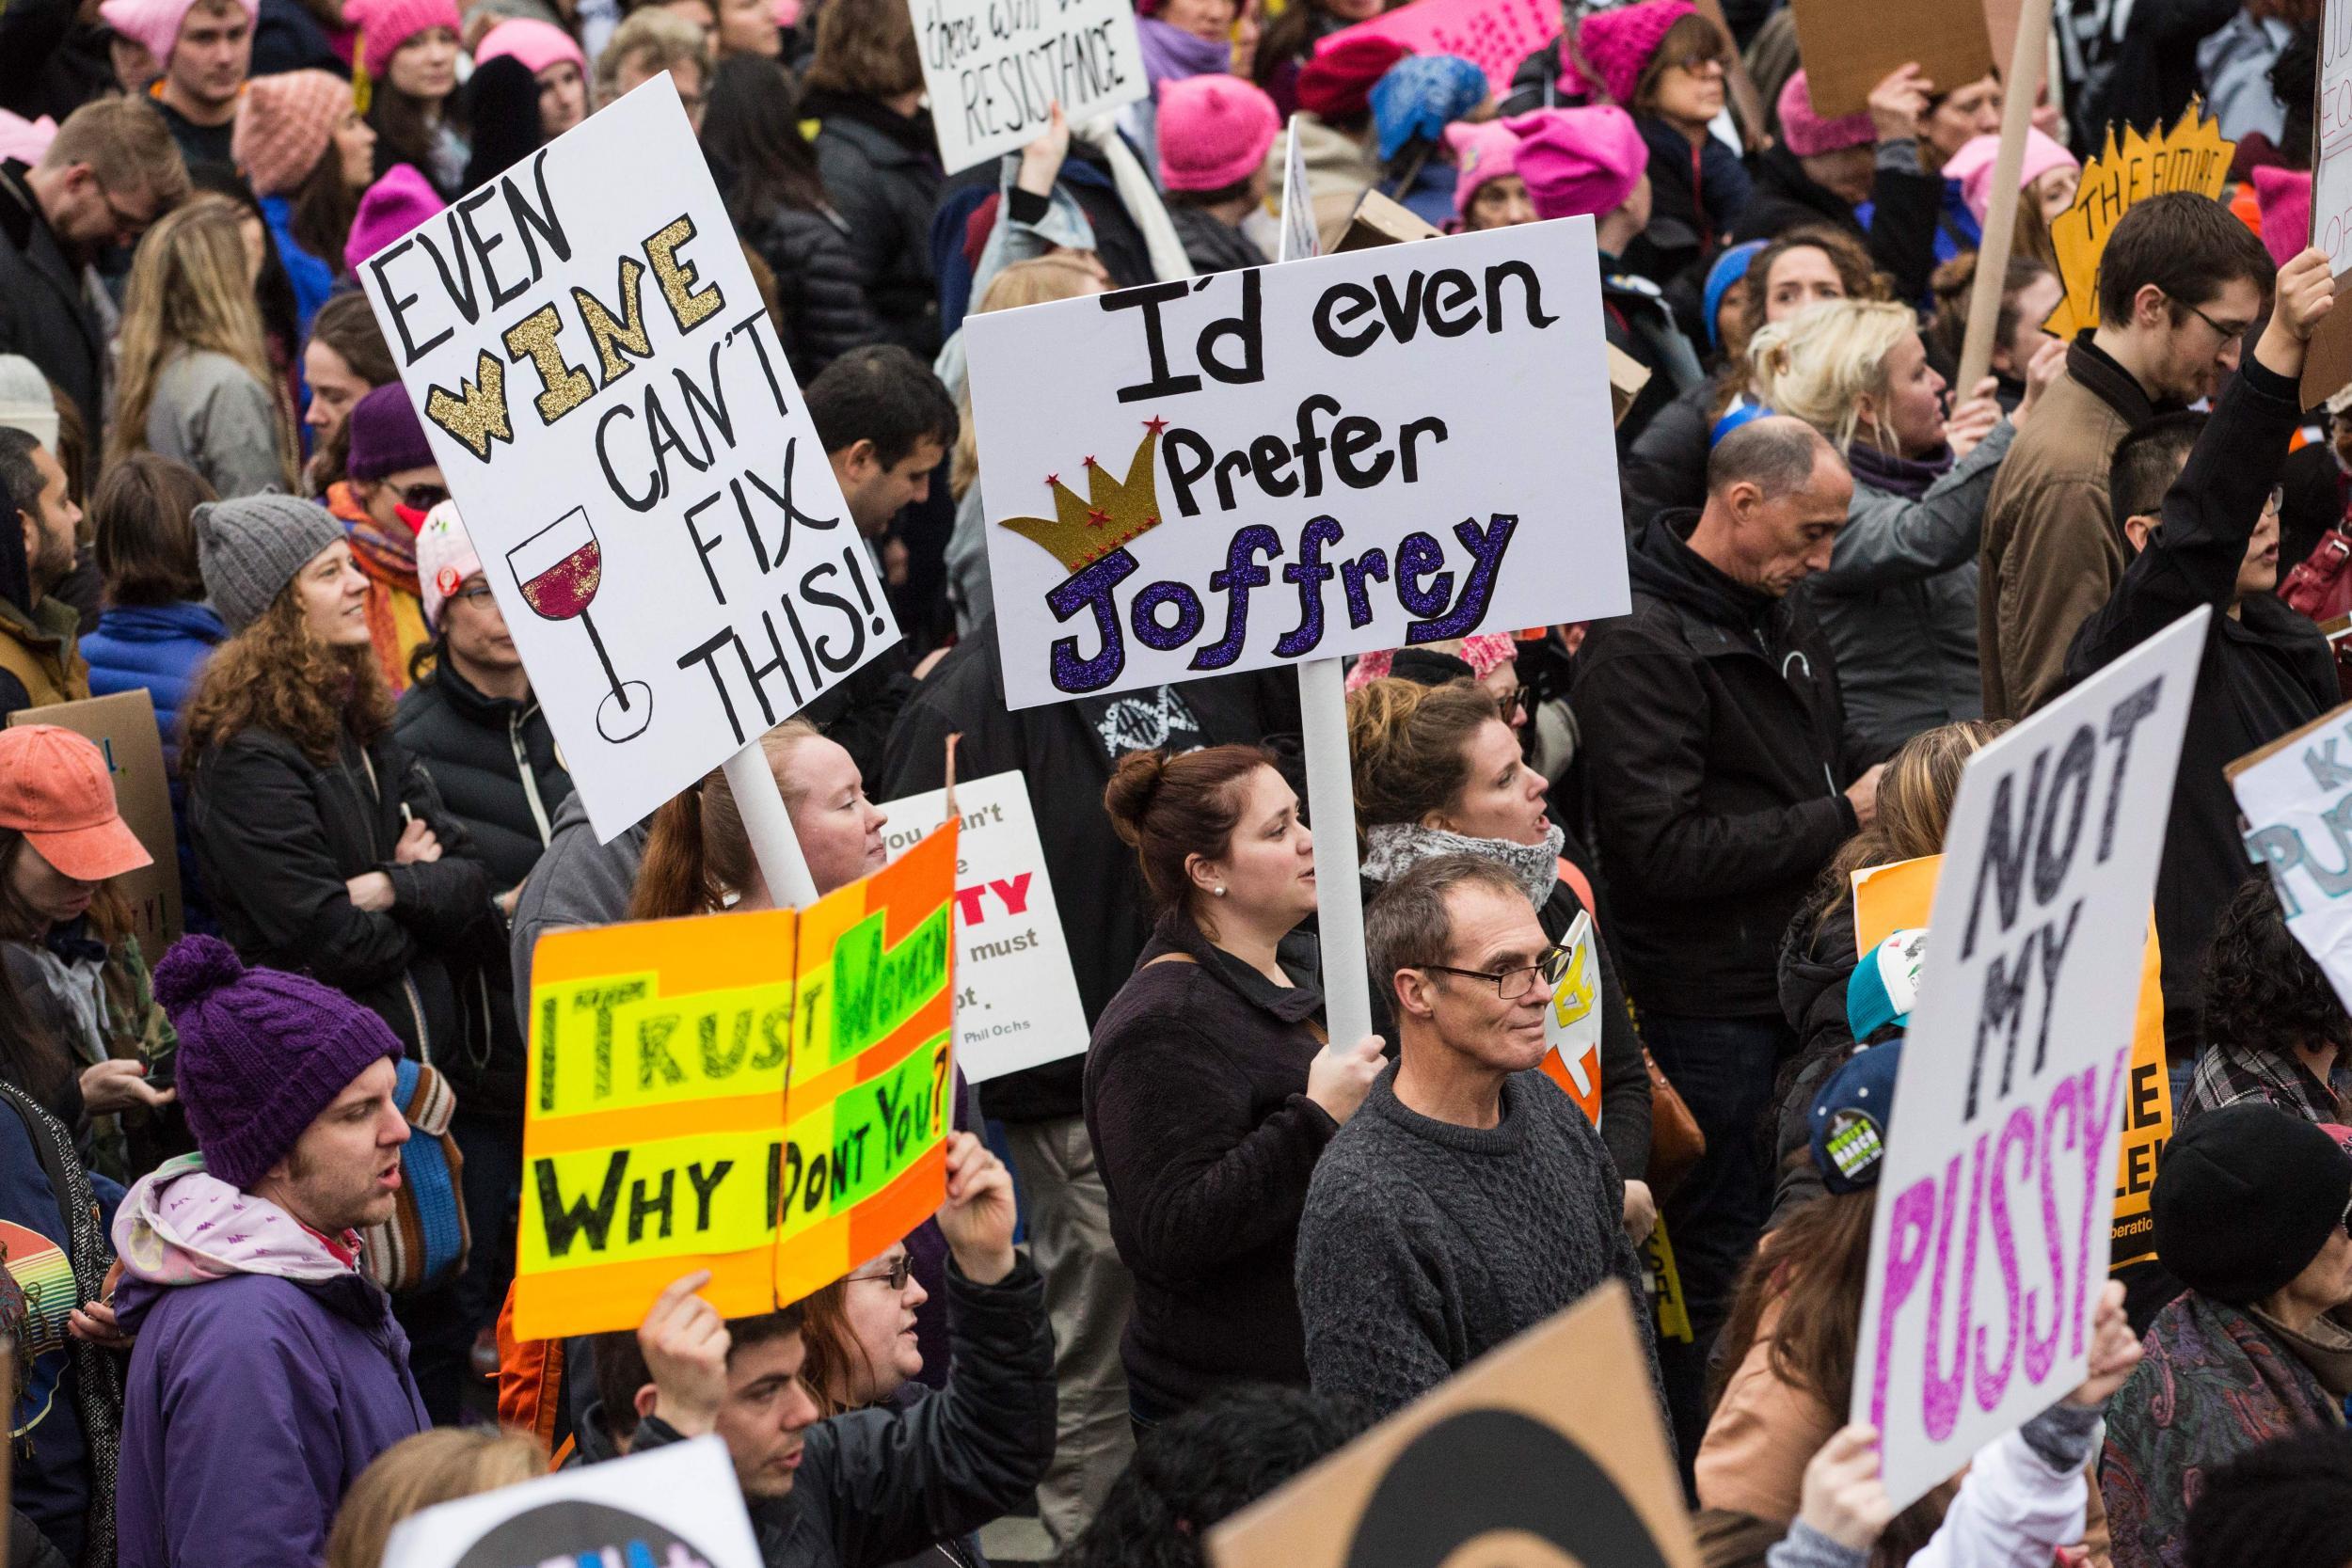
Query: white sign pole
723 740 820 908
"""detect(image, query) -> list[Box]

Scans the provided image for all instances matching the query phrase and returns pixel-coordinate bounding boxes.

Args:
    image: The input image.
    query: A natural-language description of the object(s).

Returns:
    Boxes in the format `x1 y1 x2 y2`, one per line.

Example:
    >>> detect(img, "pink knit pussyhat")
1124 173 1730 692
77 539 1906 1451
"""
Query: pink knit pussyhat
1776 69 1874 158
231 70 349 197
1345 633 1518 692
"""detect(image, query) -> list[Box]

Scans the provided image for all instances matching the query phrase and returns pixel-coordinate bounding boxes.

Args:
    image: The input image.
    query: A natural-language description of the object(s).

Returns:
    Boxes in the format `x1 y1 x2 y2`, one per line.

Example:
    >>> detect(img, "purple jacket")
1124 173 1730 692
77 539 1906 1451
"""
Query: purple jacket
109 1158 430 1568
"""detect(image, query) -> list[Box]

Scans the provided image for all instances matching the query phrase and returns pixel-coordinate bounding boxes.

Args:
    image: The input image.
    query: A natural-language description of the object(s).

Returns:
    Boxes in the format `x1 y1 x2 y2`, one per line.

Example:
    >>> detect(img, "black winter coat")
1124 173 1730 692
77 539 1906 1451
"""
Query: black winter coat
393 665 569 892
1731 145 1946 309
0 162 102 439
1085 911 1336 1413
1621 115 1752 292
186 725 496 1079
1574 514 1861 1018
808 93 945 360
1169 203 1265 276
1620 376 1716 532
739 200 888 384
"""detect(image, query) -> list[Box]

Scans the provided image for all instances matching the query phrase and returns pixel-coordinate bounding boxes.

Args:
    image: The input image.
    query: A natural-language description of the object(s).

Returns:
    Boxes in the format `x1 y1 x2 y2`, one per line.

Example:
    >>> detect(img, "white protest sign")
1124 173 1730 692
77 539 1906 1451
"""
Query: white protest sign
1851 607 2208 1511
381 1436 760 1568
881 769 1089 1081
2233 700 2352 1016
2319 0 2352 264
1279 114 1316 266
1540 910 1605 1126
358 75 897 842
965 219 1626 712
915 0 1148 174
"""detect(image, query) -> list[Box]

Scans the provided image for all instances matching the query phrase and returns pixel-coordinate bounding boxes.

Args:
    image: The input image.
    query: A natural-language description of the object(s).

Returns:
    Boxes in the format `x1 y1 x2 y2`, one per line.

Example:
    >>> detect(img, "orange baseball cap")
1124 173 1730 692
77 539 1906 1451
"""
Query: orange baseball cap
0 725 153 883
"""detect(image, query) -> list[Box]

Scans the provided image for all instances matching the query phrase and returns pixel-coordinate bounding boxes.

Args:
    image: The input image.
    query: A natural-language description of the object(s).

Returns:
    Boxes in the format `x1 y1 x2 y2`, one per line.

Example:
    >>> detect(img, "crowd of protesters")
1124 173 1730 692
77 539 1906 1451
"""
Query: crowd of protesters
7 0 2352 1564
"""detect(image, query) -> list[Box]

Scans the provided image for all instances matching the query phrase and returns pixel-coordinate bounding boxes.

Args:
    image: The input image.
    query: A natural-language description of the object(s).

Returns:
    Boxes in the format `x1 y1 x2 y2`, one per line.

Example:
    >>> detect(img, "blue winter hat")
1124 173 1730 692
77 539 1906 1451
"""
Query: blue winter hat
1371 55 1489 163
1811 1039 1902 1195
1848 927 1926 1045
1703 240 1766 349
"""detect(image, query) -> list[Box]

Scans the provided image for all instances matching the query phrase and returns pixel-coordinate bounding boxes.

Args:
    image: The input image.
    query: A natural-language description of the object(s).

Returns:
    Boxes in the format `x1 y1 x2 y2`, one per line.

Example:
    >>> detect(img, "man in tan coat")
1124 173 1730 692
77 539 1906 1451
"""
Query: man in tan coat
1979 192 2271 720
0 427 90 722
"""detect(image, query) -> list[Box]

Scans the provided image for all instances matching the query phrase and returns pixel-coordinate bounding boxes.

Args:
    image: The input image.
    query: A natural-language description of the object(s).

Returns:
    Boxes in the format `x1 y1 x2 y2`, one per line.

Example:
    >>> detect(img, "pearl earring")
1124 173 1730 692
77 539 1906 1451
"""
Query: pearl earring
1214 885 1228 897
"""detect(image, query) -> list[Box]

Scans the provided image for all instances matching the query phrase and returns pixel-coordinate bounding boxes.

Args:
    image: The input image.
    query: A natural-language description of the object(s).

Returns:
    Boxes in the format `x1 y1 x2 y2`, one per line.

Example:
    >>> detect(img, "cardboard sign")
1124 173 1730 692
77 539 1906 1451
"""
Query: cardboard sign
965 220 1627 712
879 770 1088 1083
1207 1281 1699 1568
516 825 955 1339
2043 102 2233 340
12 690 183 951
1311 0 1560 97
914 0 1147 175
2231 700 2352 1017
383 1437 761 1568
1850 609 2205 1510
1852 855 2173 1274
1789 0 1994 118
358 76 896 843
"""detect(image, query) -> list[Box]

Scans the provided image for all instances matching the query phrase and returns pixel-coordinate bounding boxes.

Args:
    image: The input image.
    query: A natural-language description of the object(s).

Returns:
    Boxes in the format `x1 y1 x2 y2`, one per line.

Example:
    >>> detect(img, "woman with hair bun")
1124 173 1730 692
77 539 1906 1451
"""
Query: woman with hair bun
1083 744 1385 1433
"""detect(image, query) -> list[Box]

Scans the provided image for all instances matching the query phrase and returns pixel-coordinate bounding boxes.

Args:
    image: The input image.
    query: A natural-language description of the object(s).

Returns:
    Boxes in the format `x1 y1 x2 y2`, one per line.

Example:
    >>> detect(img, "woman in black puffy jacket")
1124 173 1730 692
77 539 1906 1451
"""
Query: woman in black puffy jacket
701 55 887 384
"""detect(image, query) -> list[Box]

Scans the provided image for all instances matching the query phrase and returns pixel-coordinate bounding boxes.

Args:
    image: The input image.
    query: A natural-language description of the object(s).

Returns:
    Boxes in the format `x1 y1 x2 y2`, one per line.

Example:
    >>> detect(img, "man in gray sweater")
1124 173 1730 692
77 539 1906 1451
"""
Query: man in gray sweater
1295 855 1658 1418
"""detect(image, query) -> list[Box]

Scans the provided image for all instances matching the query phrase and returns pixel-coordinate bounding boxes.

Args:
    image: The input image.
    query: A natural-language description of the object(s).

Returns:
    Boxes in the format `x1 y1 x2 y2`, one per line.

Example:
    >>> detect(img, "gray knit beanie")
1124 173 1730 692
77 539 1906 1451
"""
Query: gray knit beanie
193 496 346 633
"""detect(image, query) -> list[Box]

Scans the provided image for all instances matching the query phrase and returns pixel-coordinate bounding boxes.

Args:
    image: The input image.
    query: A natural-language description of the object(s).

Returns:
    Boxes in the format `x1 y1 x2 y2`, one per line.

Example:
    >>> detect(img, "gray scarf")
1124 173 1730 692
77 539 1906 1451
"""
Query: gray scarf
1360 821 1565 909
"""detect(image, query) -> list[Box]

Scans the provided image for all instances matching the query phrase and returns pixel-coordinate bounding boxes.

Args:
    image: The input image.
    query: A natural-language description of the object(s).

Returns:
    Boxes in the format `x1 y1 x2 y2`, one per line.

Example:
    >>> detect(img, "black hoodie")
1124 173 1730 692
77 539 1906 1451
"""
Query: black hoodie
1572 513 1859 1017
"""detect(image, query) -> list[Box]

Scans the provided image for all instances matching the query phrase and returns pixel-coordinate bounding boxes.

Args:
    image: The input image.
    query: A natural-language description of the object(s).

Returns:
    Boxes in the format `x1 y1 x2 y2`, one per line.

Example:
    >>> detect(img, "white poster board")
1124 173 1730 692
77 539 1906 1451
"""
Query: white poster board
2319 0 2352 262
2233 700 2352 1016
965 220 1627 711
914 0 1149 174
381 1437 760 1568
1542 909 1605 1126
1851 608 2208 1511
1279 113 1316 266
358 75 896 842
881 768 1089 1081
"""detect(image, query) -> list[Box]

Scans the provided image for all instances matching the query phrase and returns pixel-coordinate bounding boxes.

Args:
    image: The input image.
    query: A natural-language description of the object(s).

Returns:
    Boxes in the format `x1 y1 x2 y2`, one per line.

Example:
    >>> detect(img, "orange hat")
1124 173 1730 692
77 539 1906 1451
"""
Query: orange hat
0 726 153 882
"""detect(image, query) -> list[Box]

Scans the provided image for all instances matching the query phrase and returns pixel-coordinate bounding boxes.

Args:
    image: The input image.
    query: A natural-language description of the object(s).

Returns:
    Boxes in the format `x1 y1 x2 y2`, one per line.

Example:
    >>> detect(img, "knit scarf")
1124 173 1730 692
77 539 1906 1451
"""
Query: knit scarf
1136 17 1230 90
1846 437 1954 501
1360 820 1565 908
326 483 429 694
1073 117 1196 284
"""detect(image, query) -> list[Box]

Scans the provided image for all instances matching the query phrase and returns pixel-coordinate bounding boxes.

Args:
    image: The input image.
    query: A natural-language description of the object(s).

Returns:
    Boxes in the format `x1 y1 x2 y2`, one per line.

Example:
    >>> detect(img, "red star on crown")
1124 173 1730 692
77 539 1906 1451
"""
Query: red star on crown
1142 416 1168 436
1086 507 1111 528
1044 472 1057 486
1082 454 1098 468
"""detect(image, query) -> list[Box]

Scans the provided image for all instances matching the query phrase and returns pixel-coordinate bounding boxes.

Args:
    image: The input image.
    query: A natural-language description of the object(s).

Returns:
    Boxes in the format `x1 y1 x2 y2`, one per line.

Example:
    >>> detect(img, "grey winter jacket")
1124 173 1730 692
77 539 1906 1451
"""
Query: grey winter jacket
145 350 285 499
1805 419 2013 761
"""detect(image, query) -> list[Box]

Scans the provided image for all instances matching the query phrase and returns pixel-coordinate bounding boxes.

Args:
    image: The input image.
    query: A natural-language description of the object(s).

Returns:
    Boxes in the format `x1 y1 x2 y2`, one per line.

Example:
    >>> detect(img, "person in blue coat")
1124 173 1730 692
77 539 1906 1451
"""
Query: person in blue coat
79 455 225 932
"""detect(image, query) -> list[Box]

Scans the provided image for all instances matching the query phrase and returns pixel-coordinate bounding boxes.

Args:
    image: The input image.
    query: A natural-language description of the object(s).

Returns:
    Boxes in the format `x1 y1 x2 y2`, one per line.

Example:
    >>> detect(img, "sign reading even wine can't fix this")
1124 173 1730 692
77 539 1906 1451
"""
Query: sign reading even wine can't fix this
357 75 897 841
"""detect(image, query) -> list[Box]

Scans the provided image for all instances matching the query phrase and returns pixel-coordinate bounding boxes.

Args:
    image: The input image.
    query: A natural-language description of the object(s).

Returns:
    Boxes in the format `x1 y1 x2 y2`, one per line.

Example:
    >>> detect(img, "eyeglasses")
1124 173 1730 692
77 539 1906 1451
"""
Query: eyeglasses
389 482 451 511
449 584 497 606
2265 485 2285 517
1492 684 1528 721
1420 943 1573 1001
844 1254 913 1290
2182 300 2255 344
90 175 157 245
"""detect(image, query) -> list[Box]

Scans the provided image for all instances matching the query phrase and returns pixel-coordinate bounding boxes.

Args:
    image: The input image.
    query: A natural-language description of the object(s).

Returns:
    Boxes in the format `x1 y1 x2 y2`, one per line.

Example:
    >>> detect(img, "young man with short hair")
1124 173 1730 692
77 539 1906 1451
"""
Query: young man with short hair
1980 189 2275 720
0 427 91 721
98 0 255 168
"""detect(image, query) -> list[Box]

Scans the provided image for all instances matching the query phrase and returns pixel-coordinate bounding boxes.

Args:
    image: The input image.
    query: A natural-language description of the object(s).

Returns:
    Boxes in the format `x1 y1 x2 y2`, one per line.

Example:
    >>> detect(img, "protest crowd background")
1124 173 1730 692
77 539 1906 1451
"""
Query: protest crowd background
14 0 2352 1560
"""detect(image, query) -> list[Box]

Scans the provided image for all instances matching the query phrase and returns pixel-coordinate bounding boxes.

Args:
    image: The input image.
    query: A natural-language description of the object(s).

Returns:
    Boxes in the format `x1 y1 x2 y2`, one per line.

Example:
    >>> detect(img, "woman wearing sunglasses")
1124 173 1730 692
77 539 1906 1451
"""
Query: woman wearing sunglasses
323 384 449 695
1084 744 1386 1435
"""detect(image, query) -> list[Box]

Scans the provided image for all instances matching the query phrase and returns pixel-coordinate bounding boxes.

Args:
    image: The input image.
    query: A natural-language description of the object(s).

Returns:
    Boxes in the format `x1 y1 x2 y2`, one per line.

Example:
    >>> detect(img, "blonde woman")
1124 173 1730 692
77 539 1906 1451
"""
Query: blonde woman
1747 299 2055 757
107 196 296 498
324 1430 545 1568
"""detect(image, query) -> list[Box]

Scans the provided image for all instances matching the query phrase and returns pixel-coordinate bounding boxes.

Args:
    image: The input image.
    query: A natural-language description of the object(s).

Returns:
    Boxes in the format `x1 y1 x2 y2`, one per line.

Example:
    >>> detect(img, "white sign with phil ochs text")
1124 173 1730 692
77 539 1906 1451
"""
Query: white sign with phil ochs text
382 1437 760 1568
1851 608 2207 1511
965 220 1627 712
882 769 1089 1082
358 76 897 841
915 0 1148 174
2233 699 2352 1016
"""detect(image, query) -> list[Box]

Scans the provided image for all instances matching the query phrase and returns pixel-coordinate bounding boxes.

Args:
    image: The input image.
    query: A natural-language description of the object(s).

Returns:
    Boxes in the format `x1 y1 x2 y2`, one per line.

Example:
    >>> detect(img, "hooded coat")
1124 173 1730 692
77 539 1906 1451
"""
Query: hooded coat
81 600 229 932
111 1159 430 1568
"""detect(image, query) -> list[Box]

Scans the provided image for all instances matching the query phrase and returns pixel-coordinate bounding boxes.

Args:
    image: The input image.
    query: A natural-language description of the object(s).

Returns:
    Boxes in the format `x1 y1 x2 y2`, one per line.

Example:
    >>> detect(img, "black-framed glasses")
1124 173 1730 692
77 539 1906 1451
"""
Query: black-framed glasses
449 583 497 606
1421 944 1572 1001
390 482 451 511
1492 684 1529 721
2183 300 2254 344
845 1254 913 1290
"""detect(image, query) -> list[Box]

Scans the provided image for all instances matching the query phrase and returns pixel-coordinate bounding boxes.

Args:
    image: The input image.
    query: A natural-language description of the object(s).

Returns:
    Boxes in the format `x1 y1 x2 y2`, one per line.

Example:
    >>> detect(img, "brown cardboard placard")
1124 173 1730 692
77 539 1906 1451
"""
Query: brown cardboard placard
1609 345 1653 427
1207 1281 1700 1568
1789 0 1994 119
1334 188 1445 252
9 689 184 950
2303 282 2352 407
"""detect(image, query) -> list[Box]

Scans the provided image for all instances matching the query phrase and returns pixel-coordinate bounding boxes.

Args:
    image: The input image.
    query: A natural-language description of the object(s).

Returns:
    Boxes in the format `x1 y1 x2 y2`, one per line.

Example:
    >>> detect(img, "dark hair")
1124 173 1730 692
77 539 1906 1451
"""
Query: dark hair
590 1302 806 1444
802 0 923 99
1102 743 1277 911
803 345 959 467
1165 174 1258 210
1363 852 1529 997
287 120 359 266
2201 875 2347 1062
94 453 215 607
45 375 85 507
0 954 76 1122
1710 1188 1874 1417
2106 409 2206 534
369 82 469 198
1058 1386 1367 1568
1346 677 1502 832
2095 191 2273 328
1708 415 1838 499
1927 253 2054 374
2272 30 2316 173
304 293 399 492
461 55 544 190
0 429 41 529
701 55 834 231
2186 1425 2352 1568
1631 10 1728 114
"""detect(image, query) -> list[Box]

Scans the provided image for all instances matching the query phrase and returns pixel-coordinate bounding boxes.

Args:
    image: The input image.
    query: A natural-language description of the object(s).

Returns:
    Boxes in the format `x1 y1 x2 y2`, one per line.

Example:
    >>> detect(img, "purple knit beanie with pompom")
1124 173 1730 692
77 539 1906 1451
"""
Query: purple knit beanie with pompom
151 935 404 1188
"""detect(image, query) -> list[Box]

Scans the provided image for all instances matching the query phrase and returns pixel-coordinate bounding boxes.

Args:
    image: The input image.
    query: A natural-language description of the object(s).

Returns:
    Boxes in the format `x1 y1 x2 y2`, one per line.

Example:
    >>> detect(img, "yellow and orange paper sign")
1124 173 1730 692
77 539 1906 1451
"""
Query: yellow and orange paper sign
1852 853 2170 1270
515 825 958 1340
2043 102 2233 341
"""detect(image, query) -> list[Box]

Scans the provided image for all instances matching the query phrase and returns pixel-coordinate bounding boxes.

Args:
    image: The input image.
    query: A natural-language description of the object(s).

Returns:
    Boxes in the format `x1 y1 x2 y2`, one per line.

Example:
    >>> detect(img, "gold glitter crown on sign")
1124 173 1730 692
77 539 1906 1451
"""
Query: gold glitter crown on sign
2043 98 2233 340
1000 420 1168 574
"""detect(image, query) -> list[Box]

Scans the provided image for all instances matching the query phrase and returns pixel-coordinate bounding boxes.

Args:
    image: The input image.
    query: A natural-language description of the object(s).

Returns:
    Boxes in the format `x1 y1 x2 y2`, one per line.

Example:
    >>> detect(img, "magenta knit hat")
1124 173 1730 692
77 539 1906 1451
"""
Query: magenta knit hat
345 163 444 270
99 0 258 69
231 70 348 198
2253 166 2314 269
351 0 463 81
1576 0 1695 107
1444 117 1527 220
474 16 586 76
1511 104 1647 220
1157 74 1279 192
152 935 403 1189
1941 129 2079 225
347 383 435 479
1776 70 1874 158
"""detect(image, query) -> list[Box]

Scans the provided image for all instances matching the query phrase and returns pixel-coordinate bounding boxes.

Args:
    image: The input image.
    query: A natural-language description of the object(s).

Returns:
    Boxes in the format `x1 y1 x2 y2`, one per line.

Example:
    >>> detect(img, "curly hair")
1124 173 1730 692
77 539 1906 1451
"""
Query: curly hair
2201 876 2348 1060
181 588 392 767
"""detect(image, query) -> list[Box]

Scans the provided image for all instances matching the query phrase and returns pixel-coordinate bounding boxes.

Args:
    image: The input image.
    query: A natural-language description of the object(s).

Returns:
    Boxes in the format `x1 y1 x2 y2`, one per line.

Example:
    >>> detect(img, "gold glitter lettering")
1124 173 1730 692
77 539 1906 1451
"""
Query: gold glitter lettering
644 215 723 334
424 353 515 462
501 304 595 426
574 258 655 386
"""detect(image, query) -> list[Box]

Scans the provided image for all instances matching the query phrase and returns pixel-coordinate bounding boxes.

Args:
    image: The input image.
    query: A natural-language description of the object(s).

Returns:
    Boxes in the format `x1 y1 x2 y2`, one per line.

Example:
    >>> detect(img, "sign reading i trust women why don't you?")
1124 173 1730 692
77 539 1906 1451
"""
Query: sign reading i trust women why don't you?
964 219 1629 712
358 75 897 842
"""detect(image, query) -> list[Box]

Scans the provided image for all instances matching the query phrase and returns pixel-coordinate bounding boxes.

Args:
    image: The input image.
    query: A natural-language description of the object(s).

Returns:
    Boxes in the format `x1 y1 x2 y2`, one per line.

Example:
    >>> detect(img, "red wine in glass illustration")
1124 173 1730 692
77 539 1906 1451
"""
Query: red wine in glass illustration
508 507 653 743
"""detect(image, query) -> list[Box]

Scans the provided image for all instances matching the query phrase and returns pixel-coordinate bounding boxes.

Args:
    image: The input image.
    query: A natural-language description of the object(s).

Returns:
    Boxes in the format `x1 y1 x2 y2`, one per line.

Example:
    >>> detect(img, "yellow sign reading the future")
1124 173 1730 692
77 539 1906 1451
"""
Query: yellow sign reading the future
2044 102 2234 341
514 824 958 1340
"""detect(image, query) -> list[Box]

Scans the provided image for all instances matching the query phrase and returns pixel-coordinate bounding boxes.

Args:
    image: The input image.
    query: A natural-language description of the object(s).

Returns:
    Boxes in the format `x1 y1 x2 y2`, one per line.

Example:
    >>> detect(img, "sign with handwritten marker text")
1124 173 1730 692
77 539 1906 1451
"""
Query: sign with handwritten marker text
516 825 957 1340
2231 701 2352 1017
914 0 1148 174
2043 103 2233 340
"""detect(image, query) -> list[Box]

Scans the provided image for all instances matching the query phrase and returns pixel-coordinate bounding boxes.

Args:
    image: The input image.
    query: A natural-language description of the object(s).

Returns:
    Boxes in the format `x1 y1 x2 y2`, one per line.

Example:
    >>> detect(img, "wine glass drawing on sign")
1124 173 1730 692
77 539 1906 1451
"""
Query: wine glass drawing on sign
507 506 654 743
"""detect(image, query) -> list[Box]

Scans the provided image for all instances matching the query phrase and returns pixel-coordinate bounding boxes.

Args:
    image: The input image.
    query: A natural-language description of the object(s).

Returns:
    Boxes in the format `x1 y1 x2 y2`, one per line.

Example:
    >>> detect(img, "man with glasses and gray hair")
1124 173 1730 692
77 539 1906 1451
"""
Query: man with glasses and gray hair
1294 854 1656 1419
